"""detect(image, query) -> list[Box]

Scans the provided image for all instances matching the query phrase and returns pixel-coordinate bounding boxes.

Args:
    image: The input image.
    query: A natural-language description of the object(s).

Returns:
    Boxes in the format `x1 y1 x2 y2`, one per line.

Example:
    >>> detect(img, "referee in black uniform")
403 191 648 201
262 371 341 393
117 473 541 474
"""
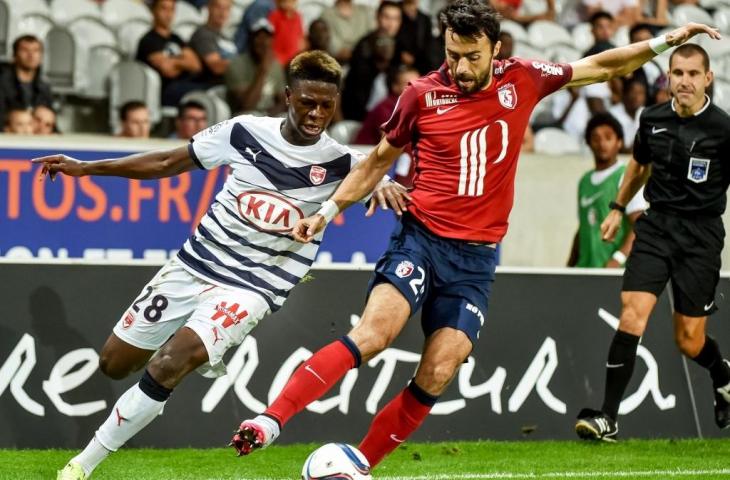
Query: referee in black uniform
576 43 730 441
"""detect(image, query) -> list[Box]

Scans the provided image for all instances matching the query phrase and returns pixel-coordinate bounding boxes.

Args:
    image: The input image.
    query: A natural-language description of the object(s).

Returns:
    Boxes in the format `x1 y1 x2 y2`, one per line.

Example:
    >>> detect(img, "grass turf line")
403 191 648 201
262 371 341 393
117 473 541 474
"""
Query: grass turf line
0 439 729 480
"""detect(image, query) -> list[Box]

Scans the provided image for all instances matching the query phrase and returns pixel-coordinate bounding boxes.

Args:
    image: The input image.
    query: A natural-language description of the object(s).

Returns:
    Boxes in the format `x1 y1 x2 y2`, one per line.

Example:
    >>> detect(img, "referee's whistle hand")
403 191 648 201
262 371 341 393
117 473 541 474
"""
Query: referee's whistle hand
601 211 622 242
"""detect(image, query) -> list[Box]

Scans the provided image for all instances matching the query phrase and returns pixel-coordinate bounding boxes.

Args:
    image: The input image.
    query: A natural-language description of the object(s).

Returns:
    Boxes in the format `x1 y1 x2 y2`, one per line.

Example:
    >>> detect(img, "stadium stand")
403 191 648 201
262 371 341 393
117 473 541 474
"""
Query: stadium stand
109 60 162 132
327 119 363 144
534 127 582 155
101 0 153 30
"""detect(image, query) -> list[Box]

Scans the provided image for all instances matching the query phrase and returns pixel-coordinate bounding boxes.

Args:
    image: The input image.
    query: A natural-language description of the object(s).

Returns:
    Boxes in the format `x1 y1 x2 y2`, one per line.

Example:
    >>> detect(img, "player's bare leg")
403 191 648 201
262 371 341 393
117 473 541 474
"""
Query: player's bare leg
675 313 730 428
59 328 209 479
232 283 411 455
358 327 471 467
98 333 155 380
577 291 655 441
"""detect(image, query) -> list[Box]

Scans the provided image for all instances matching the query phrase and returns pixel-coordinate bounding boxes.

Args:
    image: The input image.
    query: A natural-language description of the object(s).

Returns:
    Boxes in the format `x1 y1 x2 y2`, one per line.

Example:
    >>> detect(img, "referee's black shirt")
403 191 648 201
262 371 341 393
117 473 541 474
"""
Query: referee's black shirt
633 97 730 217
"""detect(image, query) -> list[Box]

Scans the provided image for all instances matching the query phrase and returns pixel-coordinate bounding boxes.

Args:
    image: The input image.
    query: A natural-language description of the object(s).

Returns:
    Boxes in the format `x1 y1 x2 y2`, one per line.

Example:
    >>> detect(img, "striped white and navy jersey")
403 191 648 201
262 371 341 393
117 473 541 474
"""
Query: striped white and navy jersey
180 115 365 311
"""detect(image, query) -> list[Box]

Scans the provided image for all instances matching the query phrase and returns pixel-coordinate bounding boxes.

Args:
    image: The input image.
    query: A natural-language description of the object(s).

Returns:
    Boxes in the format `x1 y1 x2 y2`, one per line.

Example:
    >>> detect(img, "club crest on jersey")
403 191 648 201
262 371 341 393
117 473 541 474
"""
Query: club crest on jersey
309 165 327 185
497 83 517 109
688 157 710 183
424 91 458 108
237 190 304 233
395 260 415 278
122 311 135 329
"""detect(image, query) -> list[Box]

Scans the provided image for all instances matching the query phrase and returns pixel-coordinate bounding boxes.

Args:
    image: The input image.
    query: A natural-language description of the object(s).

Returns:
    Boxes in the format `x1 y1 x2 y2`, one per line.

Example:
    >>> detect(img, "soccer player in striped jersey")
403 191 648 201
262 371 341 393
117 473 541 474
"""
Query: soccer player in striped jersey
231 0 719 469
39 51 407 480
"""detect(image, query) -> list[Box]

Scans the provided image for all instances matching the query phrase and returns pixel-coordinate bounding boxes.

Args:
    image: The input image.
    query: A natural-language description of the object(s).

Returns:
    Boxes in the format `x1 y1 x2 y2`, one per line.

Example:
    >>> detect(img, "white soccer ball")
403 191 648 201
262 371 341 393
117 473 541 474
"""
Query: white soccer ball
301 443 372 480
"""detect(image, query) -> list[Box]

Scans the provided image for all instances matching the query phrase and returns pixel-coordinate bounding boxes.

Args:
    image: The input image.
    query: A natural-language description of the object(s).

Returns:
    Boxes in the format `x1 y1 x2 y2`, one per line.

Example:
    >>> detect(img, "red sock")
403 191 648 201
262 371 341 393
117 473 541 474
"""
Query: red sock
265 337 360 426
358 382 437 468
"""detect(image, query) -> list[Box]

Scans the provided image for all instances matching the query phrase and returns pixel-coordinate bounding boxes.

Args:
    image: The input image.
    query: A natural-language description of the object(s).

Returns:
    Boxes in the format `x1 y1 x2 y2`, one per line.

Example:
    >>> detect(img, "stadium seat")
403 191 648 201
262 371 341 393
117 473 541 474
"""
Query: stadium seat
117 19 151 59
0 0 9 61
548 44 581 63
174 22 199 42
328 120 362 144
173 1 204 29
50 0 102 26
181 90 231 126
13 0 50 17
70 17 117 49
16 14 54 40
85 46 122 99
298 0 328 30
102 0 152 30
500 20 529 44
611 25 629 47
712 79 730 113
533 127 581 155
571 22 593 53
530 96 555 127
42 26 90 94
513 42 544 60
527 20 573 48
109 60 162 130
715 8 730 35
670 5 714 26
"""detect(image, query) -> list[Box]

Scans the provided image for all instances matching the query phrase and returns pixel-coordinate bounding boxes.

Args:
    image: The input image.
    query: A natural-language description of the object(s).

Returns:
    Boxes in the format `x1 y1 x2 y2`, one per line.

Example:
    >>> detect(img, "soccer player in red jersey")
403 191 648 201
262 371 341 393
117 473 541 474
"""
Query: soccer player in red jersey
231 0 720 467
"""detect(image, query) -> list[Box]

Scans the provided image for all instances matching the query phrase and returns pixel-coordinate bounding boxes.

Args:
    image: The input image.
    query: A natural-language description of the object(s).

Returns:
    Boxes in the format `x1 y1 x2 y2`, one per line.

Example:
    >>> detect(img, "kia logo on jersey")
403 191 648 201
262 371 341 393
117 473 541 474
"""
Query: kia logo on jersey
237 190 304 233
498 83 517 109
309 165 327 185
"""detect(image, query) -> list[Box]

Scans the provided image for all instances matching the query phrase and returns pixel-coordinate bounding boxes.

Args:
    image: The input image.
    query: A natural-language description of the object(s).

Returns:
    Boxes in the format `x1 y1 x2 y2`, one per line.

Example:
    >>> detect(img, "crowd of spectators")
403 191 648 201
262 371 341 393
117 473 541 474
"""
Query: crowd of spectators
0 0 721 147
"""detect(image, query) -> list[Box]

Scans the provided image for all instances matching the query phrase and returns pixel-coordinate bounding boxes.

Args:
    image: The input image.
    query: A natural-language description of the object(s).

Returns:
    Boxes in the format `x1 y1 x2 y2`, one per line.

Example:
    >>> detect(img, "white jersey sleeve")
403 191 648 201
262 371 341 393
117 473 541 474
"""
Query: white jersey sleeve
626 186 648 215
188 118 237 170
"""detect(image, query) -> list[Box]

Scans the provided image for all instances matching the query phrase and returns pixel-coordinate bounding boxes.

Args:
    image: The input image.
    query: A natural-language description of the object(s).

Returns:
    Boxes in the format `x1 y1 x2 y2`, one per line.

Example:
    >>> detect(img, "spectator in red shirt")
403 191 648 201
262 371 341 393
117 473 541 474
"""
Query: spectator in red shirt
268 0 304 65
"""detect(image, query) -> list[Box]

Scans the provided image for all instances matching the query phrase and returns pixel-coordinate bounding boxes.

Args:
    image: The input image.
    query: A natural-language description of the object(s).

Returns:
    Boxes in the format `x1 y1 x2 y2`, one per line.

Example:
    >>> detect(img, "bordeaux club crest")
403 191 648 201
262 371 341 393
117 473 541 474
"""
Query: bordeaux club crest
309 165 327 185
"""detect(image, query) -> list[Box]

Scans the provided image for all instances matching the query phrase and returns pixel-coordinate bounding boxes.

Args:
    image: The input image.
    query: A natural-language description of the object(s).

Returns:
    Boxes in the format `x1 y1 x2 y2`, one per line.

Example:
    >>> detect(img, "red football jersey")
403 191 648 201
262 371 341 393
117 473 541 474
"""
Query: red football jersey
382 58 573 242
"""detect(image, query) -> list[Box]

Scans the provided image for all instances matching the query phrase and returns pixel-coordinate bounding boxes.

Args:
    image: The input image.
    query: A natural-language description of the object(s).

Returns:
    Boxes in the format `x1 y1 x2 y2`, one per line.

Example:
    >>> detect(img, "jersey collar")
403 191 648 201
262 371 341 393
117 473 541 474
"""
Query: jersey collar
671 94 711 116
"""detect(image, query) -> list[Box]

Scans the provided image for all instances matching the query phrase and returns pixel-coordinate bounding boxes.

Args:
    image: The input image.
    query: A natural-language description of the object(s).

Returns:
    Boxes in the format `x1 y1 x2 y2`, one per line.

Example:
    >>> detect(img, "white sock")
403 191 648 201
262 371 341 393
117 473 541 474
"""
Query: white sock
70 435 111 476
94 383 167 454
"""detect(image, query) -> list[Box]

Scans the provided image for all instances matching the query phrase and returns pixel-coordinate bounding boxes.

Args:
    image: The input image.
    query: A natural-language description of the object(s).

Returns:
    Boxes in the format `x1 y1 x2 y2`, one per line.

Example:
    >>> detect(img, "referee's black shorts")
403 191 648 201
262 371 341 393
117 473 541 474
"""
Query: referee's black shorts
623 209 724 317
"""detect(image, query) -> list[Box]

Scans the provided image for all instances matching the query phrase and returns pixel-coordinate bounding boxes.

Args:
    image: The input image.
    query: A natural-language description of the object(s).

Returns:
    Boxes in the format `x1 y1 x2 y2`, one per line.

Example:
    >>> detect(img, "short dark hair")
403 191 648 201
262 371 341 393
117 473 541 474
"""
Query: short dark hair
12 35 42 56
377 0 401 17
585 112 624 145
178 100 206 118
439 0 501 45
589 10 613 26
151 0 175 9
119 100 148 121
288 50 342 88
669 43 710 72
628 23 653 41
386 65 418 92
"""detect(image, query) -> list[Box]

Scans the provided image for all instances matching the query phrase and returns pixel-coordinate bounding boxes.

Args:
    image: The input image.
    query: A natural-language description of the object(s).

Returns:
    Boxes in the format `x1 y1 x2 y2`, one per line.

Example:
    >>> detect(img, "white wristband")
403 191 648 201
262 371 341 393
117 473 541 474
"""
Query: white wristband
649 35 670 54
316 199 339 224
612 250 627 265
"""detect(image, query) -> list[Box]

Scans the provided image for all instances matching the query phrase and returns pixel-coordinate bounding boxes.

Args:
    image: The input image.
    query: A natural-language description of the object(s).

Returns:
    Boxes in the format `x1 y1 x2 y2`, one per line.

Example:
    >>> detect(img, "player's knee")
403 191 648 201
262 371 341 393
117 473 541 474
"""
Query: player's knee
98 354 132 380
417 361 458 394
618 306 648 336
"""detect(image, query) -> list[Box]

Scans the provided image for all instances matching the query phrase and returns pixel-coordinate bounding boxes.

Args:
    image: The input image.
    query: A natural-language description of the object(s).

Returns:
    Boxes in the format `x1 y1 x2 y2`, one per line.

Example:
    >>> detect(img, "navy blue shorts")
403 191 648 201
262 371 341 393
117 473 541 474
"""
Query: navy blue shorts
367 215 497 345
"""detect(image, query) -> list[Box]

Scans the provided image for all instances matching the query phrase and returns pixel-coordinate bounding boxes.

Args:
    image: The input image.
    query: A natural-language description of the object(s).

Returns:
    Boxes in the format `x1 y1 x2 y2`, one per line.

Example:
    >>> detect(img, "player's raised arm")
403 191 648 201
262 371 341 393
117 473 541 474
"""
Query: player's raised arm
564 22 720 88
32 145 197 181
292 137 404 242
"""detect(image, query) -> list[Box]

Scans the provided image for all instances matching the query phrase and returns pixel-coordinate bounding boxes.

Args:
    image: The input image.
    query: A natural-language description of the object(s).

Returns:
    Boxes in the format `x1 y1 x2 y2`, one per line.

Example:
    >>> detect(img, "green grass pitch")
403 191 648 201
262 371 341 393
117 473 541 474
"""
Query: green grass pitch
2 439 730 479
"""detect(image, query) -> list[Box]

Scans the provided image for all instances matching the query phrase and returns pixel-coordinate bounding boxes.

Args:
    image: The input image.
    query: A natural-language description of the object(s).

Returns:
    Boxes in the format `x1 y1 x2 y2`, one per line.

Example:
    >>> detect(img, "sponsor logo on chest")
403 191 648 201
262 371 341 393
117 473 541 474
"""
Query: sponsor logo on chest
531 61 564 77
237 190 304 233
424 91 459 108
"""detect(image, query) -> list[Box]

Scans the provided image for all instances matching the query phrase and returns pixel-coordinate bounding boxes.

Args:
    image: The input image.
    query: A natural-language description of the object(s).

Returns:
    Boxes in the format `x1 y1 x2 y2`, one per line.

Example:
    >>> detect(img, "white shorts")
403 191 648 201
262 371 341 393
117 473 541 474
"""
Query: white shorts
113 257 270 377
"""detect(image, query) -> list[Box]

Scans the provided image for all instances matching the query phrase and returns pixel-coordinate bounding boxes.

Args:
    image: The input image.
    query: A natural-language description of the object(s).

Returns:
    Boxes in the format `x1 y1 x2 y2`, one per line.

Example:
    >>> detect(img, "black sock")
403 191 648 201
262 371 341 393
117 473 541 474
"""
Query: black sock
139 369 173 402
692 336 730 387
601 330 640 421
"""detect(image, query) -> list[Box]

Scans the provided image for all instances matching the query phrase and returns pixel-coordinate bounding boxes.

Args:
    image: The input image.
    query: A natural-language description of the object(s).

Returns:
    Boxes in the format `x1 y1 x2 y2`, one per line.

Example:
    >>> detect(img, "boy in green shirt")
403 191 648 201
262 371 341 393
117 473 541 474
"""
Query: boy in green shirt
568 113 647 268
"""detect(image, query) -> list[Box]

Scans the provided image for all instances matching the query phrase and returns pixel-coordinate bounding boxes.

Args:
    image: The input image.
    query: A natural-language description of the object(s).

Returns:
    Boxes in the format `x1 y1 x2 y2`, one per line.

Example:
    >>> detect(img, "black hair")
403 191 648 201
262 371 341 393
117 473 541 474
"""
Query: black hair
377 0 401 16
12 35 42 56
288 50 342 89
119 100 148 121
177 100 207 118
589 10 613 26
584 112 624 145
439 0 501 45
386 64 418 92
670 43 710 72
628 23 653 41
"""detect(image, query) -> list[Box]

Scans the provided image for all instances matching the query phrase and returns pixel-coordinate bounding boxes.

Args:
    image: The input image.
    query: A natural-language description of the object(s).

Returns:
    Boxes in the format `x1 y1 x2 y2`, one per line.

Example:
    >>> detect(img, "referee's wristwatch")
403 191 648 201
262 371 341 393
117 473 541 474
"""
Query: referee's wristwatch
608 201 626 214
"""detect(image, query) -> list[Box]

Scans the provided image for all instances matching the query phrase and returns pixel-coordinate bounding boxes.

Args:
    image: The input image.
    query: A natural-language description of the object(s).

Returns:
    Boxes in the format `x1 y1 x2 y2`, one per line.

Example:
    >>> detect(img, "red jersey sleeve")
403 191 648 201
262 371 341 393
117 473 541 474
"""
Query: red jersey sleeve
381 84 420 148
515 57 573 100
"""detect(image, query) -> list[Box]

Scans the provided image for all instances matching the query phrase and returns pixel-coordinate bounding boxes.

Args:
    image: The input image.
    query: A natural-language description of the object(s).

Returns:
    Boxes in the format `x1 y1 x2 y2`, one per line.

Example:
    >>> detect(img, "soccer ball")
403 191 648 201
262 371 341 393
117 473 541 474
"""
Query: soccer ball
301 443 372 479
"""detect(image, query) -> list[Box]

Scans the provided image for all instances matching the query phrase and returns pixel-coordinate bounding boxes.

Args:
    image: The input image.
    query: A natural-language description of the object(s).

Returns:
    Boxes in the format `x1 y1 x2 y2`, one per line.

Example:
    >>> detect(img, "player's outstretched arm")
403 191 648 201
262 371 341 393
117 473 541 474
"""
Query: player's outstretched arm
565 22 720 88
32 145 198 181
601 158 650 242
291 137 403 243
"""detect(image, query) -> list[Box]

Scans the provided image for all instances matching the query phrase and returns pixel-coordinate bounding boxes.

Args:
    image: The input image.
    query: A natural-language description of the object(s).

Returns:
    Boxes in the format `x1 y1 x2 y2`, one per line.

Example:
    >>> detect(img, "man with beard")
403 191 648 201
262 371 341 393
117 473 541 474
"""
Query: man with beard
47 51 406 480
231 0 719 468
